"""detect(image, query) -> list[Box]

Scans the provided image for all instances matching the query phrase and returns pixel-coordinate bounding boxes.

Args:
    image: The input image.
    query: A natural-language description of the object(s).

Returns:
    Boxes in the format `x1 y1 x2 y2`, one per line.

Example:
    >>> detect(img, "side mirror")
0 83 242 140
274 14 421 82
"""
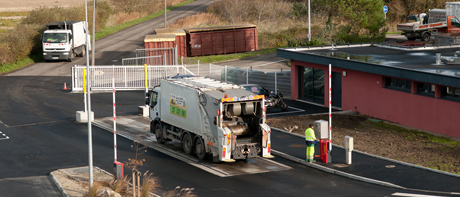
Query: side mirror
145 92 150 105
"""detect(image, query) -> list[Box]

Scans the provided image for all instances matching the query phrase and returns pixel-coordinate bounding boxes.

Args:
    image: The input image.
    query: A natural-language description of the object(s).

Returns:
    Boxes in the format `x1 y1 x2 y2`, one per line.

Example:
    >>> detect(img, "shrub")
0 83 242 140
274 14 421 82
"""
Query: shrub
0 42 13 65
1 24 41 62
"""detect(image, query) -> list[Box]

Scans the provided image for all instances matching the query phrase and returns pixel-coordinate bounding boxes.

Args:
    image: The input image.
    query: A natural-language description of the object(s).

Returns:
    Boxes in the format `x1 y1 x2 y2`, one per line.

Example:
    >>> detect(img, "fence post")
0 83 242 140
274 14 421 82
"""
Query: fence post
198 60 200 76
181 56 183 66
175 45 178 65
184 64 187 75
144 64 148 103
246 67 249 84
164 53 167 66
225 65 227 82
275 71 277 94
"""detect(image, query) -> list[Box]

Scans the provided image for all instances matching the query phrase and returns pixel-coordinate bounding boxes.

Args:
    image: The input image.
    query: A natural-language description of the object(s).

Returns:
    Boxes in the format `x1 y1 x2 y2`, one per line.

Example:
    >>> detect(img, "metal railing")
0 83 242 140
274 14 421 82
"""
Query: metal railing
122 55 163 66
136 47 177 65
71 65 194 92
184 63 292 99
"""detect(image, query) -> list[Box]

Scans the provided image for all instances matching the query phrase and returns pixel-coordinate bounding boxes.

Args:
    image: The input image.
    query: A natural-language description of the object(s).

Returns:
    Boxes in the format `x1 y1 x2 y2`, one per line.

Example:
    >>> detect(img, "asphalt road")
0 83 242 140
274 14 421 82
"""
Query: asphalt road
0 2 451 196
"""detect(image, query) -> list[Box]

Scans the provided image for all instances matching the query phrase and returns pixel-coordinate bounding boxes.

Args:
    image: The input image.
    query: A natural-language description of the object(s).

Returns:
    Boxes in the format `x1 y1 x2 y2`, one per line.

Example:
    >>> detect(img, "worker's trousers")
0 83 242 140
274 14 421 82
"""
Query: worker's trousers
306 144 315 162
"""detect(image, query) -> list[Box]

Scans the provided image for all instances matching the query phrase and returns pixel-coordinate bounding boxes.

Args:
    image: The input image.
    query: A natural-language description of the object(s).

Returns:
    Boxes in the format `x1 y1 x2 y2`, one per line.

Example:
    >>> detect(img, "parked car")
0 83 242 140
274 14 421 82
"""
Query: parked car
241 84 270 98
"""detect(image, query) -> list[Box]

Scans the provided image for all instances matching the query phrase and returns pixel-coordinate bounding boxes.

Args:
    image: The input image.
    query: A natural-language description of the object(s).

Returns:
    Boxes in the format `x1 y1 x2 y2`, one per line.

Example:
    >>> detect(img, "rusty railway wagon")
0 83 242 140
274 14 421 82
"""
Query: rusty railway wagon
184 24 258 57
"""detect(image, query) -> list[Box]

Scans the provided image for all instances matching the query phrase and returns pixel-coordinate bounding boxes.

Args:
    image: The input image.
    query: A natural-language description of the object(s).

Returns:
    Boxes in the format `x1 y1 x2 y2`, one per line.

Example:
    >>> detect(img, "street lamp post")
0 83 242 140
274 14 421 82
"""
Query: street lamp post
84 0 94 189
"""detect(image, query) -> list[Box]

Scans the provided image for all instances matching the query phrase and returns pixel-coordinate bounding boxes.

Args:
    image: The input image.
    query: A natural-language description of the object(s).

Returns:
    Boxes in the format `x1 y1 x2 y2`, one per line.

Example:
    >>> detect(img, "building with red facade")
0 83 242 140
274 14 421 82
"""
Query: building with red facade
277 44 460 139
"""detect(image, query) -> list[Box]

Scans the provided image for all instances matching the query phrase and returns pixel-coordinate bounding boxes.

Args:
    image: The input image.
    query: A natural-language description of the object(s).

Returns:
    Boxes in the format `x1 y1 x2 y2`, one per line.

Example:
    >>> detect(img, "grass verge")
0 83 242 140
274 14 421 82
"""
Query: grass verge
95 0 195 40
368 120 460 147
0 58 34 75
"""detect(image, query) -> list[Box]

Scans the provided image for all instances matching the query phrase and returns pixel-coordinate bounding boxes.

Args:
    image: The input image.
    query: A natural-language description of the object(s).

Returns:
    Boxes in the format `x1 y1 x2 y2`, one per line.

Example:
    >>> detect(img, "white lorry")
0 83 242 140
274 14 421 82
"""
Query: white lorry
42 21 90 61
146 77 273 162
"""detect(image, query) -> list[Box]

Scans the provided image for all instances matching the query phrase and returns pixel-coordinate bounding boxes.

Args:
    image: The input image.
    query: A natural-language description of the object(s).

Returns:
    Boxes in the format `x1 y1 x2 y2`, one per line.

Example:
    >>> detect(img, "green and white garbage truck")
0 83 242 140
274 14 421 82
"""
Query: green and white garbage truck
146 77 273 162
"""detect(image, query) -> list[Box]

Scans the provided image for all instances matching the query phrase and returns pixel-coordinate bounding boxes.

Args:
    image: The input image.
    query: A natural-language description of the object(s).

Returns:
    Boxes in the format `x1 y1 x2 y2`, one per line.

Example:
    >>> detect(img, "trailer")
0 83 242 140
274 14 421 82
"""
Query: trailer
146 77 273 162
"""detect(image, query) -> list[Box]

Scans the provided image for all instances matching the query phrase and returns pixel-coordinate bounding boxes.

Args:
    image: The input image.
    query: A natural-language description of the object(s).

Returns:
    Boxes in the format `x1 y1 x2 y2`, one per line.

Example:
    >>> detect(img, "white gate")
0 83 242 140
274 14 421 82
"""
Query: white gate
71 65 194 92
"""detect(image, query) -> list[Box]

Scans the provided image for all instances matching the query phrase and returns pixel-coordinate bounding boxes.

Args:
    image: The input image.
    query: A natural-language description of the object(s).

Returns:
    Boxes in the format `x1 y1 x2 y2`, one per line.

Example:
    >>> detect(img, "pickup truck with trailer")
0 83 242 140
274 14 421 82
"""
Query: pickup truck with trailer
397 2 460 41
146 77 273 162
397 15 460 41
42 21 90 61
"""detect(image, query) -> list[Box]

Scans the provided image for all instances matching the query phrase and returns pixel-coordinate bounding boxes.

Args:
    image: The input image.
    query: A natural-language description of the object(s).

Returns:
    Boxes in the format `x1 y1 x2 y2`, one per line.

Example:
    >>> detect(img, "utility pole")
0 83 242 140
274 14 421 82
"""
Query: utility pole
308 0 311 42
92 0 96 66
164 0 167 28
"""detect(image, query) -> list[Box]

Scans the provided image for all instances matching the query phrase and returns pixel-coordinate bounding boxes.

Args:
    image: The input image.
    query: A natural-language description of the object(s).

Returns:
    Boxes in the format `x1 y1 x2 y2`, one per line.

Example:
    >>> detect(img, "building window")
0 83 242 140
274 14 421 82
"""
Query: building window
417 82 435 97
385 77 411 92
441 87 460 101
299 67 324 103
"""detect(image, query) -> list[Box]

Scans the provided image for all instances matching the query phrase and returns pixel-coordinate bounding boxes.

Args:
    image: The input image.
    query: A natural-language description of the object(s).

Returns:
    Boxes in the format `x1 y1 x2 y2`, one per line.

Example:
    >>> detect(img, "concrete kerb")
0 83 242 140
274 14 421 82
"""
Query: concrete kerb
50 171 70 197
271 126 460 190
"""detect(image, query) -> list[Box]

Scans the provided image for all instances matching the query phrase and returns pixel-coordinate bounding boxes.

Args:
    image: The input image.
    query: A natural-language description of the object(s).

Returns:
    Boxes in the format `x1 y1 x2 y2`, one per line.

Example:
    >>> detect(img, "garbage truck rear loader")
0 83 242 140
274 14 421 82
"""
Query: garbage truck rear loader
146 77 273 162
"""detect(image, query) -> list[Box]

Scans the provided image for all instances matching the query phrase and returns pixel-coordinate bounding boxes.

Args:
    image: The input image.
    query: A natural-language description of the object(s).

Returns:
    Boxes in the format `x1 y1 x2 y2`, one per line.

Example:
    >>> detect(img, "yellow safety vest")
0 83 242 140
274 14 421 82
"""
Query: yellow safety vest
305 128 316 141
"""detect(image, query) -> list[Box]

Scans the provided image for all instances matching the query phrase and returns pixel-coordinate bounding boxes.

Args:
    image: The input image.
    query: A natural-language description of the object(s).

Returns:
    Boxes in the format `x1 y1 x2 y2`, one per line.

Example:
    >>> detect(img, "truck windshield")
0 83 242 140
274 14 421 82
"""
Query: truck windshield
43 33 68 43
451 17 460 27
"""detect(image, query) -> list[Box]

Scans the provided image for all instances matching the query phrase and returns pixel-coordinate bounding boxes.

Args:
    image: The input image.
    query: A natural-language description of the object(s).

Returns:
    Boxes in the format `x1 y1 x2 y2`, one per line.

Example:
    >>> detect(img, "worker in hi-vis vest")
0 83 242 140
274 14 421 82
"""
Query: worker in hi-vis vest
305 124 317 163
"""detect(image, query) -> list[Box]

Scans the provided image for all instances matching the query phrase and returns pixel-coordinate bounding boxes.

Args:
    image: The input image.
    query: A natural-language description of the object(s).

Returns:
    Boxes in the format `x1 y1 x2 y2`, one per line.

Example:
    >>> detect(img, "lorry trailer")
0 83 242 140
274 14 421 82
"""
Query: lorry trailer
146 77 273 162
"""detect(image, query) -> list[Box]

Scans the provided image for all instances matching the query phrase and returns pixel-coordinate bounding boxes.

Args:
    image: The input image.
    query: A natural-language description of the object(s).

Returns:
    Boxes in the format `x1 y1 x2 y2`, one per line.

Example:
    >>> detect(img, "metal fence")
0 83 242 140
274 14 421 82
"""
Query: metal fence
71 61 291 98
122 55 164 66
71 65 194 92
136 47 177 65
183 63 292 99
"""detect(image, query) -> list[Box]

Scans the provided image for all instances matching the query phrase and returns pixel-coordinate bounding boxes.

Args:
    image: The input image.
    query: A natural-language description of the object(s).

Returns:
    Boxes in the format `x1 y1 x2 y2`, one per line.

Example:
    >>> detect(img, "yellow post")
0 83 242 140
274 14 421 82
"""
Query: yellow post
83 68 86 93
144 64 148 90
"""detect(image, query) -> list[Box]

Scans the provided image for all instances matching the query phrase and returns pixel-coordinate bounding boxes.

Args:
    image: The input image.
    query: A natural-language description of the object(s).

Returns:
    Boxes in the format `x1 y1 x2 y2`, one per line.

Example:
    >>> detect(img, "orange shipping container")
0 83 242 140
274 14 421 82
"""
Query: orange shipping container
184 24 258 57
154 28 187 58
144 34 176 65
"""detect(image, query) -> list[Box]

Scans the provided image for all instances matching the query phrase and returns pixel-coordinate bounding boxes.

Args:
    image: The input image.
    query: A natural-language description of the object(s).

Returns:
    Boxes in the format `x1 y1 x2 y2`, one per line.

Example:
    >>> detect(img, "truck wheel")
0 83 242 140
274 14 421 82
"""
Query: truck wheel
154 124 165 144
422 33 431 41
80 47 86 57
68 52 75 62
195 138 207 160
182 133 193 155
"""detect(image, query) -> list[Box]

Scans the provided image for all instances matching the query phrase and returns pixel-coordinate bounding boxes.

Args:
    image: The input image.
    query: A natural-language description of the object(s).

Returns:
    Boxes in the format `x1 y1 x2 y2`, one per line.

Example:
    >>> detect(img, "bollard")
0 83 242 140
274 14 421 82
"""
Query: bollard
344 135 353 165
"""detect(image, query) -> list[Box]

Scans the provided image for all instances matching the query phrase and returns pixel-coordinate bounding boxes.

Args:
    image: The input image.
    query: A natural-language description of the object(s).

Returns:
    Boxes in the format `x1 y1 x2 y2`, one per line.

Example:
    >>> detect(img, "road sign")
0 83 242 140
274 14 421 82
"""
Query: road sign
307 33 311 40
383 5 388 13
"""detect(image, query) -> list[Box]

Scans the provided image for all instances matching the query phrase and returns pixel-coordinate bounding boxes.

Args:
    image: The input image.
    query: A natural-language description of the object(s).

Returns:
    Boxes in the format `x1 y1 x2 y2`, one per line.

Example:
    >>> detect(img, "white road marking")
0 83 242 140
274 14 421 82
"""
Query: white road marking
391 192 446 197
267 106 304 116
8 120 63 127
0 130 9 140
0 120 9 127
